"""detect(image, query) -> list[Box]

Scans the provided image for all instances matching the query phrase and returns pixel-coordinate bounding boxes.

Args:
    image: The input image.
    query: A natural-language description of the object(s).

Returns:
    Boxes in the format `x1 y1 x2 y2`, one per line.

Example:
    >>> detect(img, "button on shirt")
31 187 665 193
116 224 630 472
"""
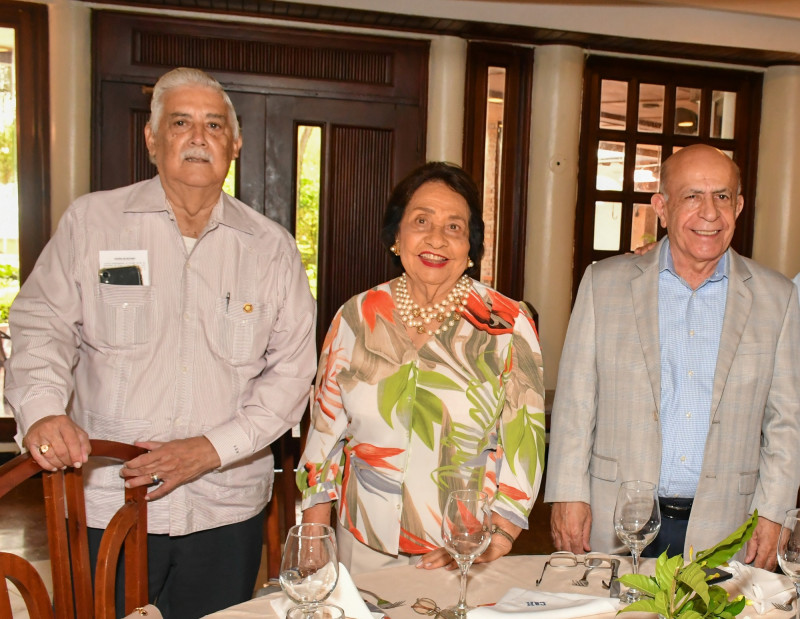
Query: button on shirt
657 239 728 498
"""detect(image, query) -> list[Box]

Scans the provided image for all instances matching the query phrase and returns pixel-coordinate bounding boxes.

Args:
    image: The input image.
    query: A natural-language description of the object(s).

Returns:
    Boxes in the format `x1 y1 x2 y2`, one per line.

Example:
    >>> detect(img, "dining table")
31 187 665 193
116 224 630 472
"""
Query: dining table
202 554 794 619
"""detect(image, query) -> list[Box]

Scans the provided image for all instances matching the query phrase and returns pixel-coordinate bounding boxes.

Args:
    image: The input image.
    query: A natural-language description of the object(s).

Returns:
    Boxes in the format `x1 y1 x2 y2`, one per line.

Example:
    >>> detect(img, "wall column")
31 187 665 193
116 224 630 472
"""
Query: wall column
48 0 92 230
426 36 467 164
523 45 584 390
753 65 800 278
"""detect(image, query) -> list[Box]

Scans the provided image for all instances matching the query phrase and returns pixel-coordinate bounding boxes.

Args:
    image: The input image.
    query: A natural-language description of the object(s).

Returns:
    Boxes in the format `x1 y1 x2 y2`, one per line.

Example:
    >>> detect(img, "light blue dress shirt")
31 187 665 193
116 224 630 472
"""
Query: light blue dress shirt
657 239 728 499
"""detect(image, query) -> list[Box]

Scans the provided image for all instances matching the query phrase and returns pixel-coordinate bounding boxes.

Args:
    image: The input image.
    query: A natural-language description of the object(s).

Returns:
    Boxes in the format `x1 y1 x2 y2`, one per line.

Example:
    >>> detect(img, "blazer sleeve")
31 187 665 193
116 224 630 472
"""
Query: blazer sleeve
543 265 598 504
750 282 800 523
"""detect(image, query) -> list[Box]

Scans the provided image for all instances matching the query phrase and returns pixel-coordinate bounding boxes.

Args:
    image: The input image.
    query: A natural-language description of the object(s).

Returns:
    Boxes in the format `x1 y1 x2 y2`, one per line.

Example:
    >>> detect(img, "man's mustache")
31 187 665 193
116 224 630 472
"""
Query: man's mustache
182 147 212 162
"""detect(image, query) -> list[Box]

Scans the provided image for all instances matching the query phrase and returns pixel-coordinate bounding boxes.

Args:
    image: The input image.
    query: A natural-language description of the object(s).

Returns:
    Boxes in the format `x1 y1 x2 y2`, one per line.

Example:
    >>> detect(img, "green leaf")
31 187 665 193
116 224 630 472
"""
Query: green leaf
417 370 461 390
654 590 670 617
655 553 683 590
695 511 758 567
617 598 658 615
411 387 443 450
679 562 710 605
378 364 411 427
618 574 659 596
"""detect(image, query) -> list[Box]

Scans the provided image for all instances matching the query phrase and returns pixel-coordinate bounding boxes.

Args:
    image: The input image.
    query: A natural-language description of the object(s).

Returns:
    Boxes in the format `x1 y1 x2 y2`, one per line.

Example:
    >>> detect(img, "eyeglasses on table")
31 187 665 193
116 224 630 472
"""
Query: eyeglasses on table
535 551 615 586
412 597 460 619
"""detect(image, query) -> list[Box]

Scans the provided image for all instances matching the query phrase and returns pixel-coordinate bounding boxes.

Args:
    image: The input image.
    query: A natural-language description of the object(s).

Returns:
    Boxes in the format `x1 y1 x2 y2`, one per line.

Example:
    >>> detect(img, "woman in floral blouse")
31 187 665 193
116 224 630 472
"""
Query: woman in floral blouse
298 162 545 574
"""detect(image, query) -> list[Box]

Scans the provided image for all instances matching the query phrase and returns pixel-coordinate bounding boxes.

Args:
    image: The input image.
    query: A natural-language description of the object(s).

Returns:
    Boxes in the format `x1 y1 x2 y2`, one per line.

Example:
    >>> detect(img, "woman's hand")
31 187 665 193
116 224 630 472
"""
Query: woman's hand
416 513 520 569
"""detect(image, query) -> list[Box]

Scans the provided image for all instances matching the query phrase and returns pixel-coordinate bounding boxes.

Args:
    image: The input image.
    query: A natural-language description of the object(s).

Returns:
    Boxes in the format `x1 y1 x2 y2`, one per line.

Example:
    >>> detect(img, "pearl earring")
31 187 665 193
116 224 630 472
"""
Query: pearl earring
390 244 400 256
468 259 474 268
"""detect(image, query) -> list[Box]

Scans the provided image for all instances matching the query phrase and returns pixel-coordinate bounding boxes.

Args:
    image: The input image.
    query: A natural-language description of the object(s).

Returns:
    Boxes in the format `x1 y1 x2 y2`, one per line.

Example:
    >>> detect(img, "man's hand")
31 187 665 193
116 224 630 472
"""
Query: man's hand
120 436 222 501
550 501 592 553
23 415 91 471
745 515 780 570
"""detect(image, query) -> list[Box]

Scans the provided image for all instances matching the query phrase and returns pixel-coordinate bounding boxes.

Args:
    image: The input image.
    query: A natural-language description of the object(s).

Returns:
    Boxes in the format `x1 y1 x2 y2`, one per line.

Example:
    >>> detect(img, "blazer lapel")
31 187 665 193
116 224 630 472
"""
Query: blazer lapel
711 250 752 421
631 240 663 415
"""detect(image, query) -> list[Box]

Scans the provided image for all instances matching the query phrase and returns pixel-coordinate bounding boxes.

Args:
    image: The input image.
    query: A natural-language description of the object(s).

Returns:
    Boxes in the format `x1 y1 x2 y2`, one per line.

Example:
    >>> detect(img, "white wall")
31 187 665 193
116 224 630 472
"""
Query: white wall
287 0 800 56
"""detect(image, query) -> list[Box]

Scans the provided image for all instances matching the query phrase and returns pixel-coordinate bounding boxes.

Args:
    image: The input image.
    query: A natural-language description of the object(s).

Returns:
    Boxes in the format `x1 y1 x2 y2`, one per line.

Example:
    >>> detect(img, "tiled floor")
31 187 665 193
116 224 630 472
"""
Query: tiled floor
0 475 49 562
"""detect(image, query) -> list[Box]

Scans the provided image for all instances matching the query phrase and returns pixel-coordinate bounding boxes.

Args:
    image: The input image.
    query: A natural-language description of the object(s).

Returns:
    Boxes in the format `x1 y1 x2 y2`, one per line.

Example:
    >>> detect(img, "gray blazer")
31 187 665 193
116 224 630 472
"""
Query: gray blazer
545 238 800 557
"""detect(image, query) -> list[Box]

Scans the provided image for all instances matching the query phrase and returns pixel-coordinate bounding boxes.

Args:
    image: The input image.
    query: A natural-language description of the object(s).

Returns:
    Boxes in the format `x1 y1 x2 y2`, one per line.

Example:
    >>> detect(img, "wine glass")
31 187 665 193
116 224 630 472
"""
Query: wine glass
286 603 345 619
614 480 661 604
777 508 800 619
441 489 492 618
280 523 339 611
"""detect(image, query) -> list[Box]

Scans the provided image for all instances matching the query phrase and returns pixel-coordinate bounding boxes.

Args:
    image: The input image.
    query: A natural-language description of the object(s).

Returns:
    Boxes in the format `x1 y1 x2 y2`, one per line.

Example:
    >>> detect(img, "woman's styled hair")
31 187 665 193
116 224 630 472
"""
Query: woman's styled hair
380 161 485 271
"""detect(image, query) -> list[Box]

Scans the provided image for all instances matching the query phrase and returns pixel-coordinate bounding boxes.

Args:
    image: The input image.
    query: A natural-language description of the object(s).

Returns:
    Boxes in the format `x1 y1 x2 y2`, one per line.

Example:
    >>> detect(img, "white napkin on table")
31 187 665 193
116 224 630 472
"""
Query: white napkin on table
270 562 374 619
727 561 794 615
468 587 620 619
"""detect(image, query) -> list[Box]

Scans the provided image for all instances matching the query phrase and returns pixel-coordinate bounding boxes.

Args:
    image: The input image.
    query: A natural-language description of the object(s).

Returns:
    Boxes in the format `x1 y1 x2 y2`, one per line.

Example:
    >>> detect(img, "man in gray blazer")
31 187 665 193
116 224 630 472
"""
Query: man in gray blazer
545 144 800 570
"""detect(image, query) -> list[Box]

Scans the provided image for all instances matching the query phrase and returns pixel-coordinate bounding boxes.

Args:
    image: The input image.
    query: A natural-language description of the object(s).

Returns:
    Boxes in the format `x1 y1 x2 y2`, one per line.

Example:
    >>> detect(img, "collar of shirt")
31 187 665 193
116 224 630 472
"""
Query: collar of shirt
122 177 255 236
657 237 729 289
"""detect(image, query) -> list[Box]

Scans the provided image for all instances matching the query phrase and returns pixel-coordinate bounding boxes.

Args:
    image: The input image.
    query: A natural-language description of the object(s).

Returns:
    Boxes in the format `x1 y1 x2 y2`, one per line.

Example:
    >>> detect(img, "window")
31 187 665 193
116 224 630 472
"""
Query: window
464 43 533 302
573 57 762 299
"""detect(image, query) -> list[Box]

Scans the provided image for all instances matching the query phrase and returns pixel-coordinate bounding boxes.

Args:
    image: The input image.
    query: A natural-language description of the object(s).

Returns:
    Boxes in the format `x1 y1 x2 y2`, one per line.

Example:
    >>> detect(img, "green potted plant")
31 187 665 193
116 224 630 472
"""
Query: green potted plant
618 511 758 619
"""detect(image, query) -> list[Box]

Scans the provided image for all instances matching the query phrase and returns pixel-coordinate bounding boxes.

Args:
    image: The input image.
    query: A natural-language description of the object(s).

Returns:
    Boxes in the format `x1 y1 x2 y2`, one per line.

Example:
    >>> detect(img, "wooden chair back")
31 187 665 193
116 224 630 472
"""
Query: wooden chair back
0 439 149 619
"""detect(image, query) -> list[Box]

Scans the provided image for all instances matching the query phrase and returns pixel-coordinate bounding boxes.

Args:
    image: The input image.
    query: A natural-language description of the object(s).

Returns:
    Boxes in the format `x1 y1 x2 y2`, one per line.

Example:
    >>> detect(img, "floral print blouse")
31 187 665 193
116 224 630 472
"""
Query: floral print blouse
297 278 545 556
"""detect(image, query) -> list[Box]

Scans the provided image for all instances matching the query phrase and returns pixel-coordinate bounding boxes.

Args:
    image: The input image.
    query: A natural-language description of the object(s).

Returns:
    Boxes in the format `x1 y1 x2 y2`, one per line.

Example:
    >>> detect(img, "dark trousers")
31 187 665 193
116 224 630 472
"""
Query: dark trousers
642 514 689 559
88 508 264 619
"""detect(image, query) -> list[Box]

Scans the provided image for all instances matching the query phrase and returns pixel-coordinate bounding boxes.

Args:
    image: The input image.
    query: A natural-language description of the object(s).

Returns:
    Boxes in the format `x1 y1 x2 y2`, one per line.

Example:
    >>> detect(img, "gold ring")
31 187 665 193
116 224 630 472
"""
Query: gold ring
38 444 51 455
151 473 160 484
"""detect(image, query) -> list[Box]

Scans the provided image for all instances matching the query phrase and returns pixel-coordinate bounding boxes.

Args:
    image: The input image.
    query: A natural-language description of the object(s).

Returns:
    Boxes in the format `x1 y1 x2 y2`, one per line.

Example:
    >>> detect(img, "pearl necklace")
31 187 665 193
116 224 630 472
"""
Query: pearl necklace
395 273 471 335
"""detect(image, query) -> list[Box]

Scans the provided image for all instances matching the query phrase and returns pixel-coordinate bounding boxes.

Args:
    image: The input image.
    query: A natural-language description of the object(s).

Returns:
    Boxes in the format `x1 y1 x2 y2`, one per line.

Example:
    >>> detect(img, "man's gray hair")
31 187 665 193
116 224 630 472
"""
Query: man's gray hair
149 67 240 140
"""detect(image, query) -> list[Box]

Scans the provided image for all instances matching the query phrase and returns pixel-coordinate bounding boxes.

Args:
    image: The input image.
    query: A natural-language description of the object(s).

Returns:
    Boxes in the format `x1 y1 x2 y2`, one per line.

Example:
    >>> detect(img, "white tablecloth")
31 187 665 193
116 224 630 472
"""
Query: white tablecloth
202 555 791 619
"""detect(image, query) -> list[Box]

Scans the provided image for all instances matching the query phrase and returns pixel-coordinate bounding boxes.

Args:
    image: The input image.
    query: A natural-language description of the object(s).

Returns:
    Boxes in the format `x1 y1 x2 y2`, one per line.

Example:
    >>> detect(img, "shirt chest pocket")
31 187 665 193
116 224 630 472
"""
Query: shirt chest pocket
210 296 276 366
93 284 156 347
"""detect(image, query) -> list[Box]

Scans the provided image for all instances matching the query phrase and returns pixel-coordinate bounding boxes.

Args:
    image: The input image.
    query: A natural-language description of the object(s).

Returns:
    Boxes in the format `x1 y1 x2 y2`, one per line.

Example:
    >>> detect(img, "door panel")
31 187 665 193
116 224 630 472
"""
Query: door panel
265 95 420 341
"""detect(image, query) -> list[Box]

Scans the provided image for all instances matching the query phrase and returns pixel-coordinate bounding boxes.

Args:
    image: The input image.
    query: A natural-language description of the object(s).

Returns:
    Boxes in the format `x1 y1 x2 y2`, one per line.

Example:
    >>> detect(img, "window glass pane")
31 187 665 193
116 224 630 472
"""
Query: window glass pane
675 87 700 136
593 201 622 251
638 83 664 133
600 79 627 130
296 125 321 298
0 27 17 412
634 144 661 193
481 66 506 288
222 160 236 196
596 141 625 190
711 91 736 139
631 203 658 251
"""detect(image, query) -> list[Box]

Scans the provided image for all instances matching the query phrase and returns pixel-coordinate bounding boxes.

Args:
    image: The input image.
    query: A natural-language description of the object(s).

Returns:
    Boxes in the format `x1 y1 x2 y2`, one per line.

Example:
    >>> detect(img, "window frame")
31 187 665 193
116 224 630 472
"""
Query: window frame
573 56 762 301
0 1 50 283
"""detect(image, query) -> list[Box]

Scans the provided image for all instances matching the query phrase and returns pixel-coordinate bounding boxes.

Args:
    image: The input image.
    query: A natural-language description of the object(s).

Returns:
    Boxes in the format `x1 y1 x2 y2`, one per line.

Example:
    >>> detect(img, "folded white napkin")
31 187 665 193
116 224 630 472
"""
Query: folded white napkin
271 562 374 619
727 561 794 615
468 587 620 619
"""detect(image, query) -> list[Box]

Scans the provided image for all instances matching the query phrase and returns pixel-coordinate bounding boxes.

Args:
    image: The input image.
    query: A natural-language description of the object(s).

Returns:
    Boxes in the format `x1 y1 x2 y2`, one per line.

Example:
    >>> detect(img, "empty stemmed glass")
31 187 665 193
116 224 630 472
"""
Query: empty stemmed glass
441 489 492 618
614 480 661 604
280 523 339 612
777 508 800 619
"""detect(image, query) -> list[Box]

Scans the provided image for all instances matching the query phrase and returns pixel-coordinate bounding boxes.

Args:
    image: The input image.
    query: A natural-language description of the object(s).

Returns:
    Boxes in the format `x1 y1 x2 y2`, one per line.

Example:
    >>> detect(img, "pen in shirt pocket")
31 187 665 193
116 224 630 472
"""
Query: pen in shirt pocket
226 292 230 313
